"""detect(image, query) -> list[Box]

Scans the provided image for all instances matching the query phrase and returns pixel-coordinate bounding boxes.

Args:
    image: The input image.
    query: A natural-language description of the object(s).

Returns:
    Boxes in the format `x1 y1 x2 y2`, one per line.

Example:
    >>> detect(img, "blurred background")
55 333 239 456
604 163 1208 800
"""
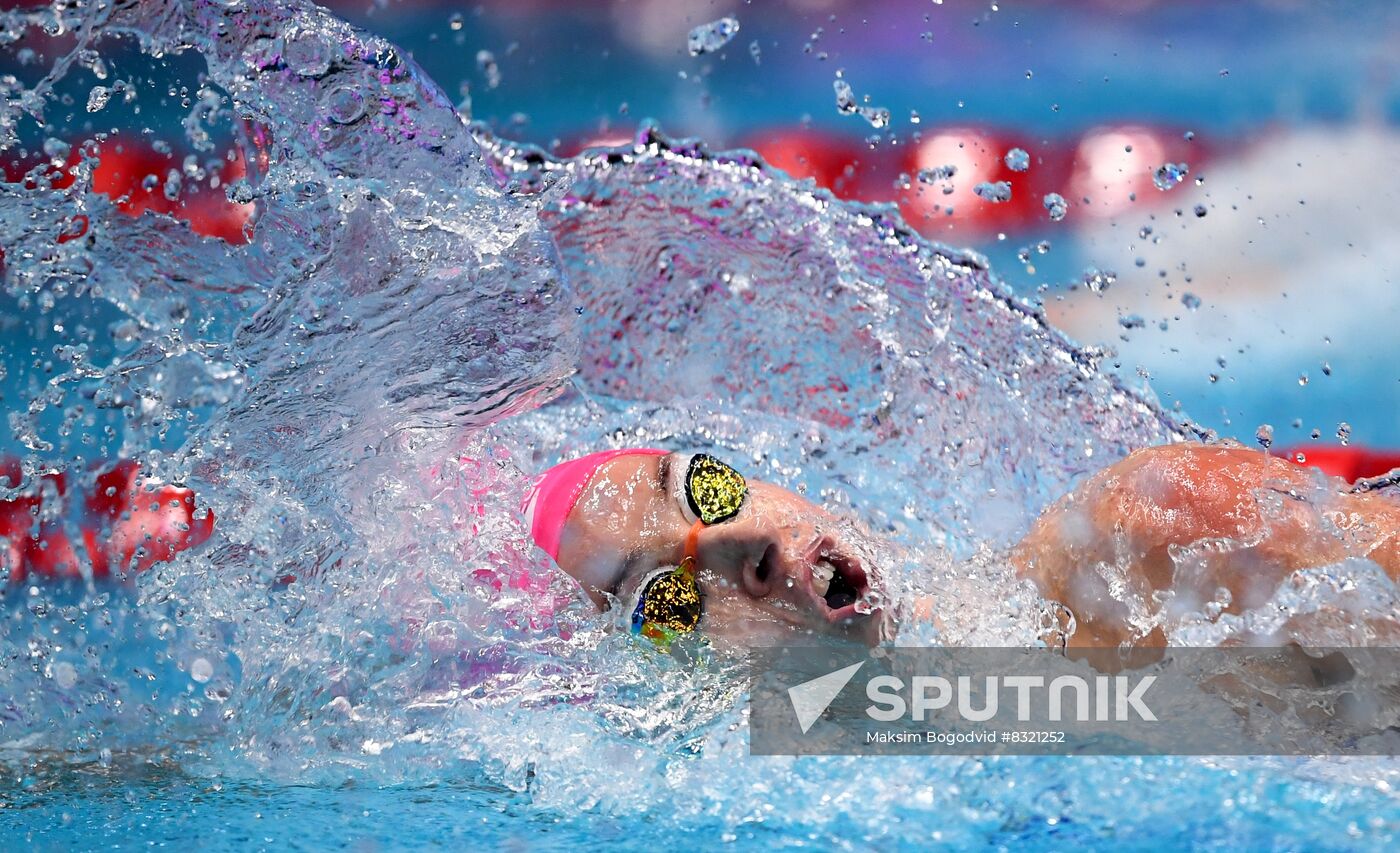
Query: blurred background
6 0 1400 472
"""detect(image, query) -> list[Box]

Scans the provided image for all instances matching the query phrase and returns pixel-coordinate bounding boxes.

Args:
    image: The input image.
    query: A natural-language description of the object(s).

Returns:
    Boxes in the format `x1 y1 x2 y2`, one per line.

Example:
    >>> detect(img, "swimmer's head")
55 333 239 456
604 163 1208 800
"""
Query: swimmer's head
524 449 888 648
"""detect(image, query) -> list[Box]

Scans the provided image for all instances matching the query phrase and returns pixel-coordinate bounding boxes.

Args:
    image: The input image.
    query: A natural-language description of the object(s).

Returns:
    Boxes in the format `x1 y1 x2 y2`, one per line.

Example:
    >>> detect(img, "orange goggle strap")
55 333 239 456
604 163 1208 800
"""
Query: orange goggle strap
684 519 704 564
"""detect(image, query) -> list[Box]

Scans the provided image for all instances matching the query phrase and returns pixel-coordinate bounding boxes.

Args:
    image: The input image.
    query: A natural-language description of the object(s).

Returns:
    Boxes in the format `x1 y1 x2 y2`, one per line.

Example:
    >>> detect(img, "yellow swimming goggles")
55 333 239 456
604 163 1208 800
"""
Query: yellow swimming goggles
672 452 748 526
629 556 703 646
630 453 748 646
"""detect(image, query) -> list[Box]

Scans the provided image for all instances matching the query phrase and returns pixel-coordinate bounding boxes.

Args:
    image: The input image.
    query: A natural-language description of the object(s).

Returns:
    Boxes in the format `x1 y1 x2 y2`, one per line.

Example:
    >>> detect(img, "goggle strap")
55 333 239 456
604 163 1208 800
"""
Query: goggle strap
683 520 705 569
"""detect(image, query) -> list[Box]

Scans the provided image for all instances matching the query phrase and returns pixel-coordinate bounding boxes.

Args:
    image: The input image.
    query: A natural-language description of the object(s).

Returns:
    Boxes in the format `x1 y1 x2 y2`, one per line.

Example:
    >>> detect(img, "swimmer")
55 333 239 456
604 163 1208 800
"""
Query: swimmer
522 448 887 648
526 444 1400 650
6 444 1398 652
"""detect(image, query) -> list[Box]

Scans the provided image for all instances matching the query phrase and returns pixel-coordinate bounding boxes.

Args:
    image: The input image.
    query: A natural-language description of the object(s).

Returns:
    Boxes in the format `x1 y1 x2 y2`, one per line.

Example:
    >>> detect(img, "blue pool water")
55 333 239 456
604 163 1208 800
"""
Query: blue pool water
9 757 1400 850
3 1 1400 849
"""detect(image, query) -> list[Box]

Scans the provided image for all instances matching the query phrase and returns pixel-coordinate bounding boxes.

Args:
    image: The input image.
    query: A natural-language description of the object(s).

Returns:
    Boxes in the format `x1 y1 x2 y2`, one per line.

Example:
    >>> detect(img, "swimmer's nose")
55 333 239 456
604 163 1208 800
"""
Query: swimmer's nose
695 524 793 600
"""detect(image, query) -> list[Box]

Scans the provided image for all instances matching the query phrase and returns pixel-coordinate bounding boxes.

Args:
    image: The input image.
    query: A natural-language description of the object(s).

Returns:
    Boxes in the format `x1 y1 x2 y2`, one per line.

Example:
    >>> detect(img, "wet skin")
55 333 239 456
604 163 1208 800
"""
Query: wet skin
1013 443 1400 648
555 451 888 649
557 444 1400 650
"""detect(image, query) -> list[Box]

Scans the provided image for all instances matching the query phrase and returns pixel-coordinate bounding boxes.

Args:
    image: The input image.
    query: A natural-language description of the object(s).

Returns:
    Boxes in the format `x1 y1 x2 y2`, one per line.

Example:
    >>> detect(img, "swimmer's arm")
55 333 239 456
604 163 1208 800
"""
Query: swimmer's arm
1007 443 1400 647
1 459 214 584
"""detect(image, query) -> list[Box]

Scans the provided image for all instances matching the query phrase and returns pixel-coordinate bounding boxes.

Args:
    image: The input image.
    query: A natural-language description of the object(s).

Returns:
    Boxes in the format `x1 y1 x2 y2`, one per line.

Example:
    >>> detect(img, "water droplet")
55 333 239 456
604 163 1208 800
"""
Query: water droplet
1042 192 1068 221
1298 373 1309 387
476 50 501 89
974 181 1012 203
1082 267 1116 293
1255 424 1274 449
42 137 70 161
833 77 889 128
1193 204 1208 217
917 164 956 184
323 85 365 125
227 180 255 204
1118 313 1145 330
86 85 110 112
53 661 78 689
1337 422 1352 446
1321 361 1332 376
834 79 856 112
688 16 740 56
191 657 213 683
163 170 181 201
286 32 333 77
854 589 886 615
1152 162 1189 191
141 174 159 192
1004 147 1030 172
1181 292 1201 310
749 40 761 65
449 12 464 31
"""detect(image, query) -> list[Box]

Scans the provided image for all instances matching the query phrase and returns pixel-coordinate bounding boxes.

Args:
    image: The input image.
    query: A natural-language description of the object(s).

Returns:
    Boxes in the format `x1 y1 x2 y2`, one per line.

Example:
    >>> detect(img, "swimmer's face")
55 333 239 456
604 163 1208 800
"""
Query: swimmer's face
555 452 888 648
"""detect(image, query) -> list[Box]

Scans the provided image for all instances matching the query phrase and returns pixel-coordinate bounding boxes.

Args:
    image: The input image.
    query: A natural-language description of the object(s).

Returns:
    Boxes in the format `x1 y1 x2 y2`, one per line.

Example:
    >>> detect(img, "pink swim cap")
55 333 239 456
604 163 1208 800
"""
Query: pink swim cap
523 449 666 560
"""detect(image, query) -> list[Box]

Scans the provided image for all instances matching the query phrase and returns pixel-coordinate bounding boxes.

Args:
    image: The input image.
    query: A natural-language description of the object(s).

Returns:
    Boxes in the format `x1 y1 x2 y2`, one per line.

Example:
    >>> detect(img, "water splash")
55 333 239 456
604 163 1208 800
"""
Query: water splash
1043 191 1068 221
1 1 1397 846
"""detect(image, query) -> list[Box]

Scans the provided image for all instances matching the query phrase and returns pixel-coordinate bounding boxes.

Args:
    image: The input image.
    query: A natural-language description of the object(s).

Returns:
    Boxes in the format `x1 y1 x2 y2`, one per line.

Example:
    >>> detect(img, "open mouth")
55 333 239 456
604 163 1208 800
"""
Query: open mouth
808 544 872 621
